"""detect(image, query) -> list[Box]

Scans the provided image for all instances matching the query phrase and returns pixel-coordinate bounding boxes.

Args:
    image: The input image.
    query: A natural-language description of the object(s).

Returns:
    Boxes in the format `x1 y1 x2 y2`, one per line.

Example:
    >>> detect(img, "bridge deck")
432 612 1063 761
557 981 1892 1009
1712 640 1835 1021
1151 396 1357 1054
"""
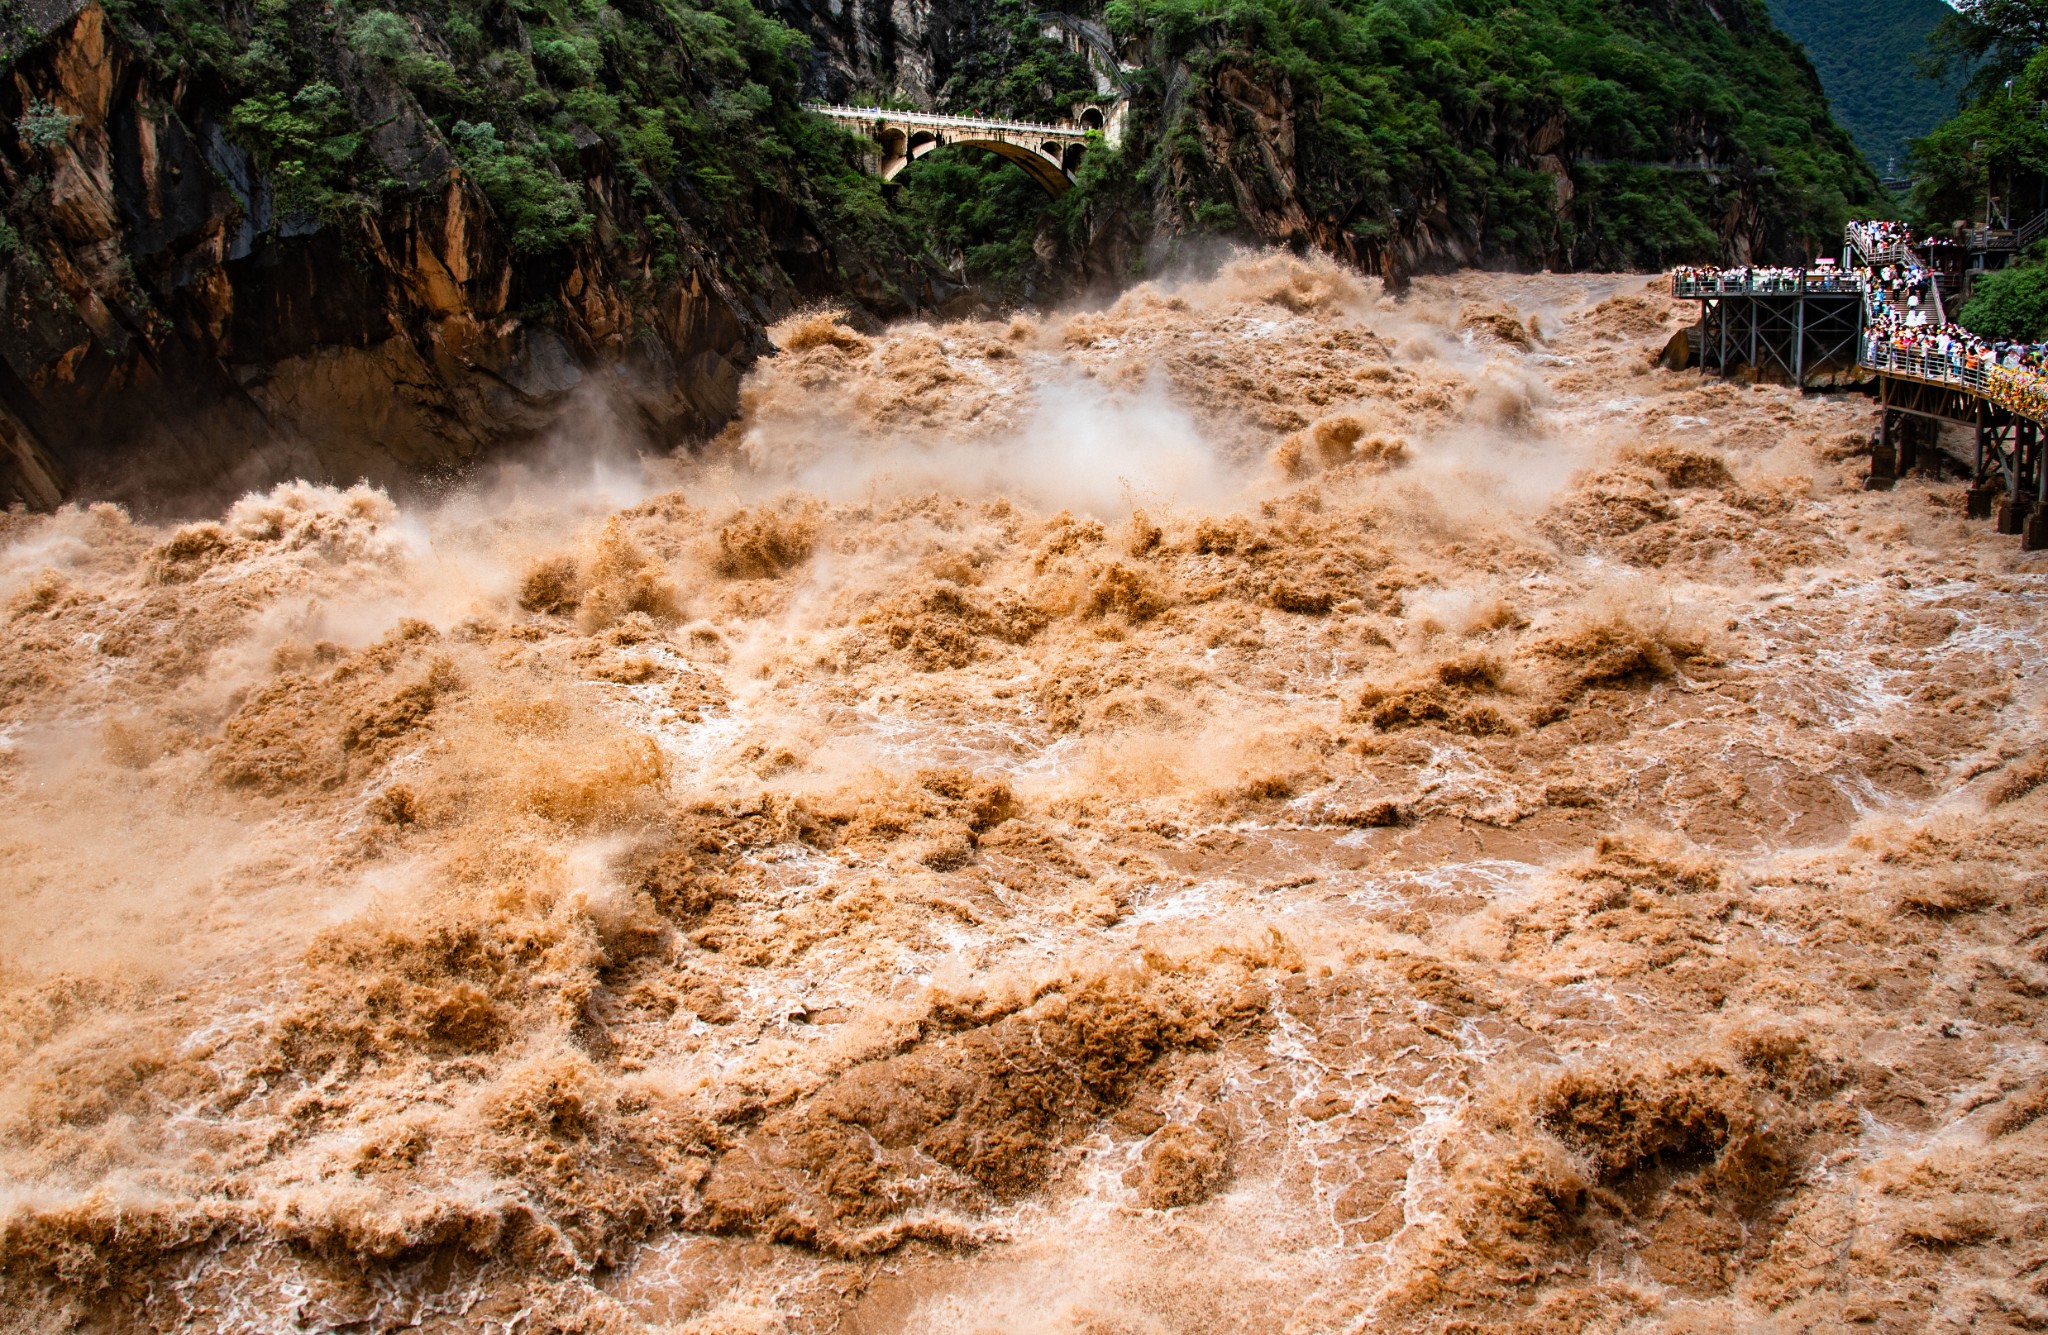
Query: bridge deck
807 106 1093 139
806 103 1104 195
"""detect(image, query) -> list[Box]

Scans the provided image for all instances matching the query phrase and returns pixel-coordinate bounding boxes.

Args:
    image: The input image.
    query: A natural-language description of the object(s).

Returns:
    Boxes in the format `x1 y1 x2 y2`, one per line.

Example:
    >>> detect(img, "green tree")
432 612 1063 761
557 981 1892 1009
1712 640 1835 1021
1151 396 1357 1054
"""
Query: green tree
1961 243 2048 337
1909 21 2048 226
1924 0 2048 96
451 120 592 254
229 82 365 218
895 147 1049 292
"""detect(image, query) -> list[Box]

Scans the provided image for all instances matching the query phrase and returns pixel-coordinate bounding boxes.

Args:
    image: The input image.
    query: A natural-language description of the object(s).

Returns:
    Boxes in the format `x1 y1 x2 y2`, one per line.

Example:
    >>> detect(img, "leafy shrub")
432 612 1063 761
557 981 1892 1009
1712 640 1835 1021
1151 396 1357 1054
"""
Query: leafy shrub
531 31 600 84
895 147 1047 292
16 98 75 149
451 120 592 254
625 112 679 180
348 9 414 62
229 82 365 218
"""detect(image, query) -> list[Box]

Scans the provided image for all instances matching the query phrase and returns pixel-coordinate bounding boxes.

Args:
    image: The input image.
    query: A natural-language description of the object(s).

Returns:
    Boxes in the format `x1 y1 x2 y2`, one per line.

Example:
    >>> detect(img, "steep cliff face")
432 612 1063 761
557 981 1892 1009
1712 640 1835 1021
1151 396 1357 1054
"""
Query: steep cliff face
1116 0 1871 283
0 2 922 511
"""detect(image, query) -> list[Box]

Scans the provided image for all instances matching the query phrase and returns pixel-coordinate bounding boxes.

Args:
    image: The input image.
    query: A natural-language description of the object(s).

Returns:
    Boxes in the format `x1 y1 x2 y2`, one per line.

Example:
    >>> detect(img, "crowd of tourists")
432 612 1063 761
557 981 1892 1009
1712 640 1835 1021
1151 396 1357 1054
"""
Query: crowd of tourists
1670 220 2048 421
1670 263 1858 293
1866 300 2048 420
1851 221 2048 418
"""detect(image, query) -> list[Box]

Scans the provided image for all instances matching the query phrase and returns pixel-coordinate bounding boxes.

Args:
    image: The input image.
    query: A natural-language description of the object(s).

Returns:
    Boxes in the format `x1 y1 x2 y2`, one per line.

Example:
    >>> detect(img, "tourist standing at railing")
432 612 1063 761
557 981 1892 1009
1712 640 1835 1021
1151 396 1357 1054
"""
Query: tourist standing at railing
1670 222 2048 421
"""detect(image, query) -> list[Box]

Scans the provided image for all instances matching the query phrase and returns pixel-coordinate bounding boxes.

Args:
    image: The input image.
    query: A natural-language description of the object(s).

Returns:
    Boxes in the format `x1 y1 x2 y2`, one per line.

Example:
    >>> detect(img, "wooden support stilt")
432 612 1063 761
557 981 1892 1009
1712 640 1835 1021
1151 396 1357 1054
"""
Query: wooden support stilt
1671 262 2048 546
1999 423 2033 533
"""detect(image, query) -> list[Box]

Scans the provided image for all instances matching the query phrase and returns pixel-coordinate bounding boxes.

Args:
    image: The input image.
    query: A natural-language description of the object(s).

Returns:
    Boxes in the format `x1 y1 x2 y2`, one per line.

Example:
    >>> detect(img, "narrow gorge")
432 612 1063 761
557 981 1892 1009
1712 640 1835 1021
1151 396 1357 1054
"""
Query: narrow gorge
2 0 1871 508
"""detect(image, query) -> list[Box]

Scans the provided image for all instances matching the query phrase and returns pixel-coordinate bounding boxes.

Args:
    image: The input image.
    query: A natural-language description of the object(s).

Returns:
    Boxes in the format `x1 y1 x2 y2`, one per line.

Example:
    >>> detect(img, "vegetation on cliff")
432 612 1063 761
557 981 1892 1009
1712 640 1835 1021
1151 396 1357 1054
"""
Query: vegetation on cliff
883 0 1881 290
1764 0 1958 178
0 0 1888 503
1910 1 2048 229
75 0 900 269
4 0 1878 306
1961 240 2048 339
1913 1 2048 341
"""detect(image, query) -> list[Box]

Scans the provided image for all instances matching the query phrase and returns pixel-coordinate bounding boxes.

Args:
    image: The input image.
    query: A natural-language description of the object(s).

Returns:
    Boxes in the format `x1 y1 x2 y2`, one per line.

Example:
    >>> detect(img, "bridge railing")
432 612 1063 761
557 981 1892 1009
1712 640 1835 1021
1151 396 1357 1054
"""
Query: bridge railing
1670 242 2048 422
806 104 1092 138
1671 272 1864 298
1862 340 2048 423
1845 222 1952 322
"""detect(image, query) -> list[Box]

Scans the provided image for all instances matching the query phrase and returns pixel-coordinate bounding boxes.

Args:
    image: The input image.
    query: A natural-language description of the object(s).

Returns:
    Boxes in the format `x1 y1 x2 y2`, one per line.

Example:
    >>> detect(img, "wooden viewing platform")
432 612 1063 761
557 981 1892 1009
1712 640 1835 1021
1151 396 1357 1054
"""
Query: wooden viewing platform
1859 344 2046 544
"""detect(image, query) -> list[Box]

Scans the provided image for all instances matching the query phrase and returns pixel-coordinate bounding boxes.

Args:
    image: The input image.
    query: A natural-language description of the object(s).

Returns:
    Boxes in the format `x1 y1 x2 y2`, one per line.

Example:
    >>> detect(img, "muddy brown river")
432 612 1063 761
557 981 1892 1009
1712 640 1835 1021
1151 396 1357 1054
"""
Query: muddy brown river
2 254 2045 1334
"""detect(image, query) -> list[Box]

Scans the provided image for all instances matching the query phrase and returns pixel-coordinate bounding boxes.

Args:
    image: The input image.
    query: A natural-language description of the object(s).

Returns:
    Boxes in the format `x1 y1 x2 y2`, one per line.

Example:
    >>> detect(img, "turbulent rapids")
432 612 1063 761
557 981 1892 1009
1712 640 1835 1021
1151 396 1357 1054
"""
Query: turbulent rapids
3 253 2047 1333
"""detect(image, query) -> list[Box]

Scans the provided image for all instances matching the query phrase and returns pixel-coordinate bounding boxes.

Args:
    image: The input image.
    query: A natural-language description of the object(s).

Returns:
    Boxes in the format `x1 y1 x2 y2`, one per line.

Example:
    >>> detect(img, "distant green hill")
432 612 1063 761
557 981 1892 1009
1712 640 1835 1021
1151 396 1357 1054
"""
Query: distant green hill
1765 0 1961 177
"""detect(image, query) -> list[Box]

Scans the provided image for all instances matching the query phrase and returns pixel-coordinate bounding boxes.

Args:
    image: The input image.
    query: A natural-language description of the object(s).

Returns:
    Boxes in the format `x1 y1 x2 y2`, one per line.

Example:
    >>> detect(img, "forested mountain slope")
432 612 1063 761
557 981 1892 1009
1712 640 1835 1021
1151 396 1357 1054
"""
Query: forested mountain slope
1764 0 1959 176
0 0 1876 507
792 0 1882 287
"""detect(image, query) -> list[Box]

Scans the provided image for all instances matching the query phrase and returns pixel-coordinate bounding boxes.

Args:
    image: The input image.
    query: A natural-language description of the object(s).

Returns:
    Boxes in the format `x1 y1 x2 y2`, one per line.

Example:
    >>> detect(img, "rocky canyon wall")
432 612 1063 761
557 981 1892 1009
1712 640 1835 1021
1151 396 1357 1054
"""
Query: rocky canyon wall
773 0 1870 292
0 3 915 512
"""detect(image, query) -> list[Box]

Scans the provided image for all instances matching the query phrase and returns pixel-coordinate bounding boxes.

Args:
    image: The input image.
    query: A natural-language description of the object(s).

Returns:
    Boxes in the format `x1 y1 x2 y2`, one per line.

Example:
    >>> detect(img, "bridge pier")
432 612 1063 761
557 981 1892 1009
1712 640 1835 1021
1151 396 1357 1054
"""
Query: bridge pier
1986 419 2045 541
1867 404 1896 491
1867 408 1945 488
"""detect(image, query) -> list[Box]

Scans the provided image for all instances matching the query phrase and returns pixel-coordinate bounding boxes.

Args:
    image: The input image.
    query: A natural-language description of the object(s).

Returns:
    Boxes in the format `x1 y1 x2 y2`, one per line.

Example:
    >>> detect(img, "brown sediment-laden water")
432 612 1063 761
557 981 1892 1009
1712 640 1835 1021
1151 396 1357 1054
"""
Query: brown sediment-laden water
2 253 2045 1333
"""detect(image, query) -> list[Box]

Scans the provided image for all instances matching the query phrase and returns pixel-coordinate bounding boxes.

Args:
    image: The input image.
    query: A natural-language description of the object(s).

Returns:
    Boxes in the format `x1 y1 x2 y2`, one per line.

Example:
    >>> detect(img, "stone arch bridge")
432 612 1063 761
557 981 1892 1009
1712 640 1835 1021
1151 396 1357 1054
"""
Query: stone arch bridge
806 104 1116 196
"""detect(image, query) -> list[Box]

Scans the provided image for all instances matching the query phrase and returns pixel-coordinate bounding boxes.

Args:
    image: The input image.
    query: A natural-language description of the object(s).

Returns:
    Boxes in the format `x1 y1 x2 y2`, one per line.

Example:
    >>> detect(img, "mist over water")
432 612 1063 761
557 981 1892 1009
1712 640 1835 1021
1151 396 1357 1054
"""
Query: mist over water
3 252 2046 1333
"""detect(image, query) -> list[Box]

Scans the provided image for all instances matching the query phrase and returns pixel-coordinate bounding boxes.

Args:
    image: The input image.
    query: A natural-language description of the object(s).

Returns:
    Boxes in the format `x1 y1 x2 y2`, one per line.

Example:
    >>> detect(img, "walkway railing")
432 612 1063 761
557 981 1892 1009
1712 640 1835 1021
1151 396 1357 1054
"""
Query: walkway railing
1863 341 2048 422
806 104 1093 138
1845 222 1948 323
1966 210 2048 254
1846 221 1912 267
1863 342 1996 395
1671 272 1864 298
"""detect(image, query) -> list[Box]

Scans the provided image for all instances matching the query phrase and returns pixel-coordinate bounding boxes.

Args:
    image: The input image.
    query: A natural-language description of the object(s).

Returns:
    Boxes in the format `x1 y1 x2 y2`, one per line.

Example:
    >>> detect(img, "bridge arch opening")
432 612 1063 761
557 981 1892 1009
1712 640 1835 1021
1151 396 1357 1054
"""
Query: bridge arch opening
891 142 1063 290
883 137 1072 196
877 126 908 166
1063 143 1085 174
